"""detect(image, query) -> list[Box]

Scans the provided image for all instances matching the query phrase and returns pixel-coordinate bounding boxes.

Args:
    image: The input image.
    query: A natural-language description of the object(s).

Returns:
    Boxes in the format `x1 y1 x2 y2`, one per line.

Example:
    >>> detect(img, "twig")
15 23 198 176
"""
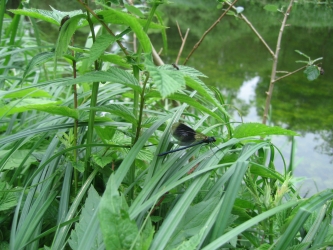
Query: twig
176 21 183 40
273 65 307 83
262 0 294 125
175 24 190 65
183 0 239 65
238 13 274 57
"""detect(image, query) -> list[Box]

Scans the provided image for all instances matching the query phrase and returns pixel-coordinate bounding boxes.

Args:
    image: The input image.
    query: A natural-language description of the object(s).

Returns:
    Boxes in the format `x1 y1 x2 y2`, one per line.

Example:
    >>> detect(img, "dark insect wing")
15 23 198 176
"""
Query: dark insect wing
158 123 216 156
171 123 208 145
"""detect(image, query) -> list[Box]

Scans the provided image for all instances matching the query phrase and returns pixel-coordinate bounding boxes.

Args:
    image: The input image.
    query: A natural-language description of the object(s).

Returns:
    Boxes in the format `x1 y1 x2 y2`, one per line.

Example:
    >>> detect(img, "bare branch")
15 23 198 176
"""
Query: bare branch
183 0 239 65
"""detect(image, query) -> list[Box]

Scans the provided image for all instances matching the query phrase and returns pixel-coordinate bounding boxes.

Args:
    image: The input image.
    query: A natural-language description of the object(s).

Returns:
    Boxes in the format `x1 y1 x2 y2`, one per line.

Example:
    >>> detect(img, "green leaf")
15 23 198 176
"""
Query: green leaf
99 174 142 250
55 14 86 60
100 54 131 68
125 4 145 18
1 88 52 98
264 4 279 12
86 34 117 66
72 161 85 173
0 181 18 211
92 155 113 168
89 104 137 125
168 197 219 249
95 9 152 53
22 52 54 81
145 56 185 98
0 98 78 118
169 93 222 121
70 69 140 92
0 150 38 170
233 123 299 138
304 66 320 81
9 8 84 25
68 185 103 250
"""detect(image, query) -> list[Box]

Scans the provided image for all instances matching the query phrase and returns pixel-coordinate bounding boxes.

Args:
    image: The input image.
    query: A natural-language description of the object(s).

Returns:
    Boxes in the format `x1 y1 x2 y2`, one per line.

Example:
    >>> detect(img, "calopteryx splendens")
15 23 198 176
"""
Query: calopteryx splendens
158 123 216 156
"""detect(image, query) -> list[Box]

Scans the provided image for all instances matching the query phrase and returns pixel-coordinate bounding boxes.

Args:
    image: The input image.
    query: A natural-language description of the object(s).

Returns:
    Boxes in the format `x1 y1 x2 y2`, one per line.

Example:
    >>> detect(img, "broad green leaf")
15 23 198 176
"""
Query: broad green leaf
55 14 86 60
0 98 78 118
22 52 54 81
233 123 299 138
169 93 222 121
69 69 140 92
174 227 207 250
0 150 38 170
168 197 219 249
72 161 85 173
99 174 142 250
304 66 320 81
86 34 118 67
1 88 52 98
145 56 185 98
125 4 145 18
92 155 113 168
100 54 131 68
68 185 103 250
141 218 154 250
0 181 18 211
89 104 137 125
264 5 279 12
9 8 83 25
94 9 152 53
95 126 116 142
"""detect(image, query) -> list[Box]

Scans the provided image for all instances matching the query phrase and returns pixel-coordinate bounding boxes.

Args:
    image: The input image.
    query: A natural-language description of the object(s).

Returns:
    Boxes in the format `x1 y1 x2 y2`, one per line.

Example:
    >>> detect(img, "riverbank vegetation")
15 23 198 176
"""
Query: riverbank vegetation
1 0 332 249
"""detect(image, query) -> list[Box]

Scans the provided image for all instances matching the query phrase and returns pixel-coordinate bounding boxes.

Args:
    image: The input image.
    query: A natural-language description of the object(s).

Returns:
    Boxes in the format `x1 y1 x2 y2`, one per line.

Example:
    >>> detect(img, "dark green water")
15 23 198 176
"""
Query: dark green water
27 0 333 194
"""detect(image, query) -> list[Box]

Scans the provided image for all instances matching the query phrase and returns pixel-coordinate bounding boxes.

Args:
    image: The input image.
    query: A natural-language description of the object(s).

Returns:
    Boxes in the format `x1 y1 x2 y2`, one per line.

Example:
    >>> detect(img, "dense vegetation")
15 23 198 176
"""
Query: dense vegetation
0 0 332 249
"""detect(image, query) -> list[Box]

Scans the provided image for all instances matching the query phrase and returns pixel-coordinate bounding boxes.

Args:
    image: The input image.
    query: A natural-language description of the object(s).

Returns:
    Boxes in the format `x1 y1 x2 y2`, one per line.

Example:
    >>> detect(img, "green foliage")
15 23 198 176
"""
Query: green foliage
233 122 299 138
0 1 332 250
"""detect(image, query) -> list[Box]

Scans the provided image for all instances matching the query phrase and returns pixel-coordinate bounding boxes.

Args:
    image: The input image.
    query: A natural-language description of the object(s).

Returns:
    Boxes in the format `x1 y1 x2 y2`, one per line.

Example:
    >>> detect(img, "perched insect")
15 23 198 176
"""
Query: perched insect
172 63 180 70
158 122 216 156
59 15 70 31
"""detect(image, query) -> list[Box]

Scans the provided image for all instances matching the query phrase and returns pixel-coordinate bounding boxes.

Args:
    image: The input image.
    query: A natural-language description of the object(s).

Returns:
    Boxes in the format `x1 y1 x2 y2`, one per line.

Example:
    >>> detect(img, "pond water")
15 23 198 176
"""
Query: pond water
26 0 333 195
150 1 333 195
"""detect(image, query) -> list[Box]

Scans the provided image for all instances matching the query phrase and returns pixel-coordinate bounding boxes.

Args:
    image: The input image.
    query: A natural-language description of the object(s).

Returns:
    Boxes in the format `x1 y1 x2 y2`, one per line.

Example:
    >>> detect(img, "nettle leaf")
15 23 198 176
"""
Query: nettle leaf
94 9 152 53
167 197 219 249
9 8 84 25
1 88 52 98
0 150 38 170
99 175 143 250
89 104 137 125
0 98 78 118
264 4 279 12
86 34 118 67
233 123 299 138
145 57 185 98
66 69 140 92
0 181 18 211
304 66 320 81
92 155 113 168
68 185 103 250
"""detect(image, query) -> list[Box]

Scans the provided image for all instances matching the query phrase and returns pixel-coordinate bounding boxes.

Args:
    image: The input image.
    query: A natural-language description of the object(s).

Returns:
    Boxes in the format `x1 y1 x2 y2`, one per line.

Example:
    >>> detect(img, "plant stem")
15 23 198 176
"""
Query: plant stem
262 0 294 124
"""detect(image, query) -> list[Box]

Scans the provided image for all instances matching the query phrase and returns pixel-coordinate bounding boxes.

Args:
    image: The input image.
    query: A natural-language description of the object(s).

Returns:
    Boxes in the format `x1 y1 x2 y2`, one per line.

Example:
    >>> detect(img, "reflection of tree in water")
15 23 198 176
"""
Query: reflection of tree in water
316 131 333 162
